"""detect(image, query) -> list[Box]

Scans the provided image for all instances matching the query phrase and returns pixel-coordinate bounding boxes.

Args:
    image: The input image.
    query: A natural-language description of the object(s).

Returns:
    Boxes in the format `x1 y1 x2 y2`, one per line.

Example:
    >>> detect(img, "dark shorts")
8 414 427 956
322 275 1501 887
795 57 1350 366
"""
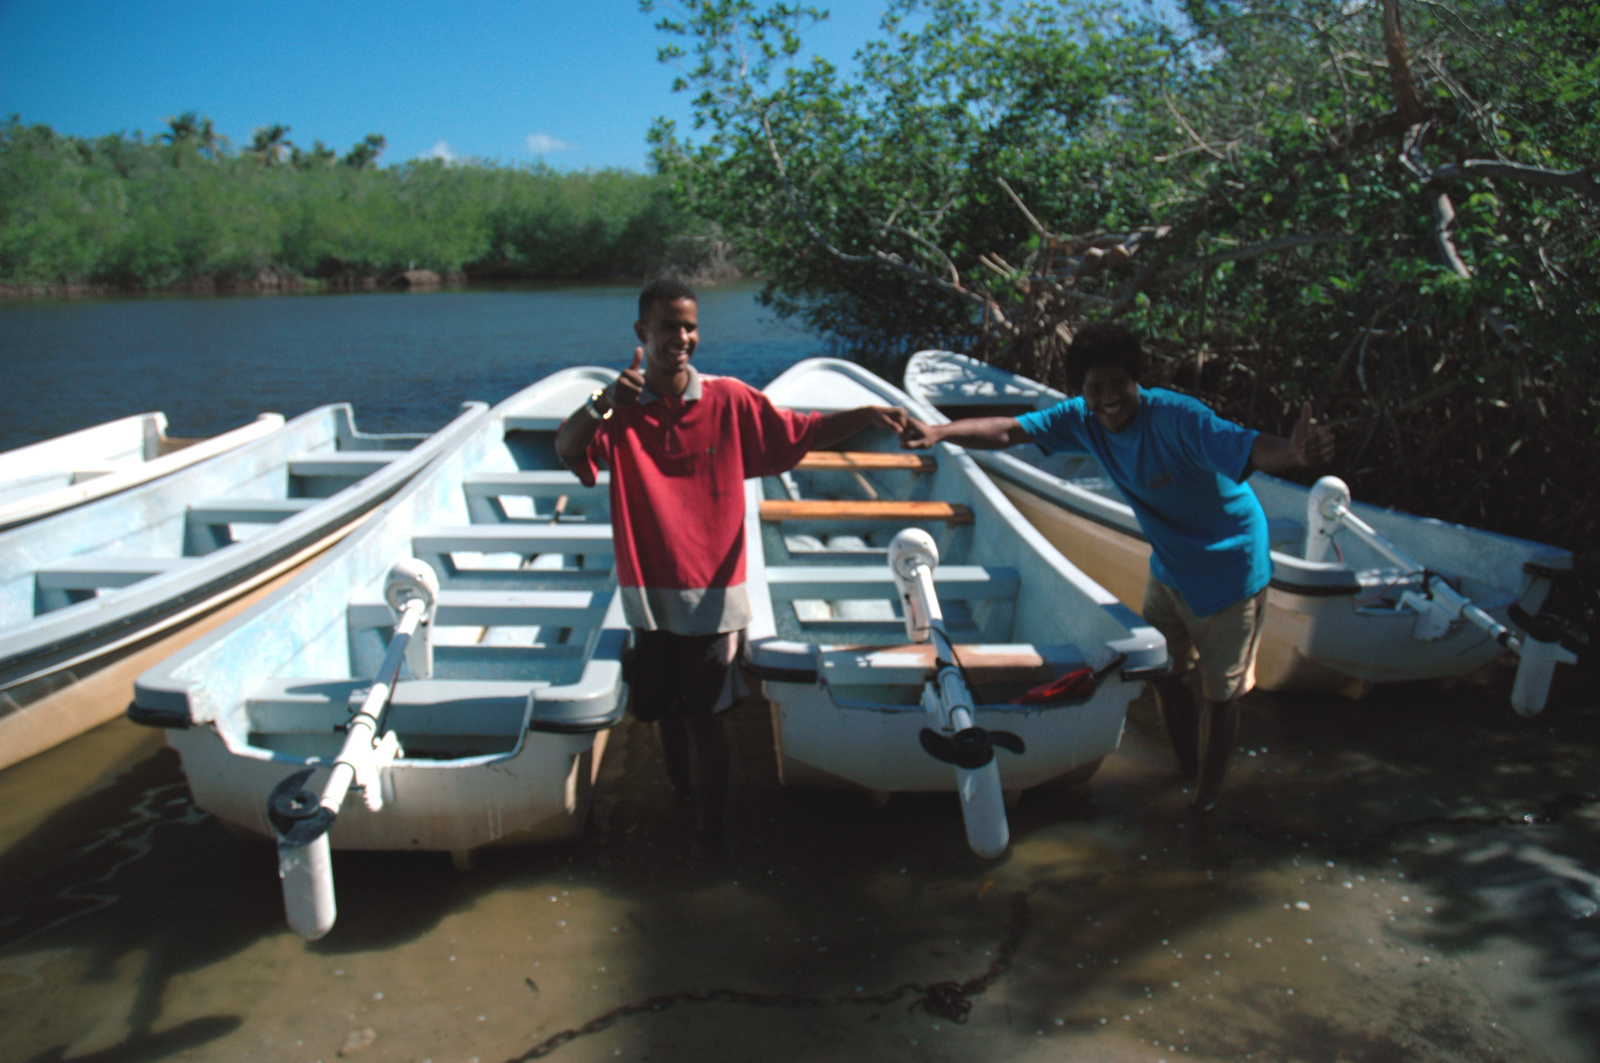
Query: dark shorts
627 629 740 723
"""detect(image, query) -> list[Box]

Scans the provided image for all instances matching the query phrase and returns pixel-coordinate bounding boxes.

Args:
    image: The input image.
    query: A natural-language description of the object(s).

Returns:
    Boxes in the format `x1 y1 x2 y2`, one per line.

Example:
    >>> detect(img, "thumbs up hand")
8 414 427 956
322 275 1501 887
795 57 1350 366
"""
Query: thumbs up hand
609 347 646 410
1290 400 1335 467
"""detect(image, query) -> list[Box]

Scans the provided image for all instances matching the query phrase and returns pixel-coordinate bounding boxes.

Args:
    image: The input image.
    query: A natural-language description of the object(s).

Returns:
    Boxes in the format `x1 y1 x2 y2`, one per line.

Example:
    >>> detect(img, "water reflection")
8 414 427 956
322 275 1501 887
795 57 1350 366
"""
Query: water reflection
0 672 1595 1062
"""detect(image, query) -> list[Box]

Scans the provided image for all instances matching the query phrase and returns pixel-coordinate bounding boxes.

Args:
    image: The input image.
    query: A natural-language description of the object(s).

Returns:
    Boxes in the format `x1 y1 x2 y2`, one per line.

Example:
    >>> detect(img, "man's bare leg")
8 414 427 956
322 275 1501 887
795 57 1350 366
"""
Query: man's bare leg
1193 698 1241 813
1154 675 1200 777
684 712 731 838
655 719 693 800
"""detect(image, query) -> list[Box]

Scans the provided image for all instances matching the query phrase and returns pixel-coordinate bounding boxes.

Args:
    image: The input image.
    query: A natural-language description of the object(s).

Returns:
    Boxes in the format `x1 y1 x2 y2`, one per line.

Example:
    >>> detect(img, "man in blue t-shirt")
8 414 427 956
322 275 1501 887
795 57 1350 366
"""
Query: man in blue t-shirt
900 323 1334 816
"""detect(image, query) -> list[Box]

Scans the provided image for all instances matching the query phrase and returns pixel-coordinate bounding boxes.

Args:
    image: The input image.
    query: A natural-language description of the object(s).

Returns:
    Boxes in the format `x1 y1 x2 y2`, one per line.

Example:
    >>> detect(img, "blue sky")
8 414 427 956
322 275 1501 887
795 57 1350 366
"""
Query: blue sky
0 0 893 171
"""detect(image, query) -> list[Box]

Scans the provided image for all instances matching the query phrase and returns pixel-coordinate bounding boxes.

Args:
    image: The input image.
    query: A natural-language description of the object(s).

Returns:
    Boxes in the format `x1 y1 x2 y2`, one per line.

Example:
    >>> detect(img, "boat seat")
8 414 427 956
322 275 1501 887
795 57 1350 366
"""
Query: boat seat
347 588 609 631
500 415 567 433
184 497 320 553
794 452 935 472
286 451 411 479
411 523 614 575
412 523 614 555
461 470 610 497
35 555 187 611
765 564 1017 601
462 471 610 522
186 497 319 525
818 642 1086 687
759 500 973 524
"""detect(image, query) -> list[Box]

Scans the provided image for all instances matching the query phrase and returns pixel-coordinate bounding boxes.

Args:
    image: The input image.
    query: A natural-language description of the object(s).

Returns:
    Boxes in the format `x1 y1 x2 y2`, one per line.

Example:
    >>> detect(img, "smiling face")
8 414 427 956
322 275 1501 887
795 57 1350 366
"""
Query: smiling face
1081 365 1141 433
634 296 699 384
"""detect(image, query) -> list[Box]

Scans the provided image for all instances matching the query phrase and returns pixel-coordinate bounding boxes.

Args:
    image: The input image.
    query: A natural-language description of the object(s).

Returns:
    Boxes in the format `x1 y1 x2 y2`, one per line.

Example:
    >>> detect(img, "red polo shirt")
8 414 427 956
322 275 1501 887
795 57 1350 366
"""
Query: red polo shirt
575 367 821 634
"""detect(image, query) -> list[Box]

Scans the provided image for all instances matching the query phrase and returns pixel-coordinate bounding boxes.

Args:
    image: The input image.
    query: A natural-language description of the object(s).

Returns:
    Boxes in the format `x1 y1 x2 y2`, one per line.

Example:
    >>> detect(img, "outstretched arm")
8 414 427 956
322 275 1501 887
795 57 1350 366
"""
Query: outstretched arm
900 416 1032 451
812 406 910 450
1250 401 1335 474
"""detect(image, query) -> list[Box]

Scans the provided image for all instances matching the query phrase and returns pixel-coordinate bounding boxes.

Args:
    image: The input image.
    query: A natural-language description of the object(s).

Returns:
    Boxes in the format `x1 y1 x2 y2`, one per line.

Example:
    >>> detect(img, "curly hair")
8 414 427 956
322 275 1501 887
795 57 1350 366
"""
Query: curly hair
638 277 697 321
1063 322 1144 392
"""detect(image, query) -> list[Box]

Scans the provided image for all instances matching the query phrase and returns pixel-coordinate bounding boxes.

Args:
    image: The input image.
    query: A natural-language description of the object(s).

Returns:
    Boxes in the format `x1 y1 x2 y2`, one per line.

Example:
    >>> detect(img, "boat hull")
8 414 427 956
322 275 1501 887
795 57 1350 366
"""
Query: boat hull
1 404 480 722
132 368 628 857
745 359 1167 803
0 528 352 773
0 412 287 531
990 477 1513 691
764 677 1131 793
169 726 606 849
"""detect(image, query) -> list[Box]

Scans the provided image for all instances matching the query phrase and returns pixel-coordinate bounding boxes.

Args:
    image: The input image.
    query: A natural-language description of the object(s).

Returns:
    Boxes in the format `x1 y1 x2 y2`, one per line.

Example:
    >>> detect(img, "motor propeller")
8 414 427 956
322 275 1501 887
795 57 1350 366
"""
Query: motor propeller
919 724 1025 769
268 768 338 849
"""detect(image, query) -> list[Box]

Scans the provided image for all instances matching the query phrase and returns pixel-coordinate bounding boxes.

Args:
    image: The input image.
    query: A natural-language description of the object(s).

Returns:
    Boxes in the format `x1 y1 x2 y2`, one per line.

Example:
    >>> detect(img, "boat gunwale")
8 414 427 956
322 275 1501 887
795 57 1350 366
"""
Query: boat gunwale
0 401 491 691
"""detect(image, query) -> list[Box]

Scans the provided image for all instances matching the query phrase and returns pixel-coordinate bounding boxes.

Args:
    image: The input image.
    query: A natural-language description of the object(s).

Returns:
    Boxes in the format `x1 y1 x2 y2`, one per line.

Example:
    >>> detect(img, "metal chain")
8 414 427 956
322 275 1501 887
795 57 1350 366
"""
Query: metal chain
502 890 1031 1062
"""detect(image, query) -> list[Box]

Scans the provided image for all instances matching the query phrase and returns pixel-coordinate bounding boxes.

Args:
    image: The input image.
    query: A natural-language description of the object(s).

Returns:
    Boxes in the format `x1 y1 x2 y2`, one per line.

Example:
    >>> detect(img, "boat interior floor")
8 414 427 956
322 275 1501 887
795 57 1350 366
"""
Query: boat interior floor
241 456 617 761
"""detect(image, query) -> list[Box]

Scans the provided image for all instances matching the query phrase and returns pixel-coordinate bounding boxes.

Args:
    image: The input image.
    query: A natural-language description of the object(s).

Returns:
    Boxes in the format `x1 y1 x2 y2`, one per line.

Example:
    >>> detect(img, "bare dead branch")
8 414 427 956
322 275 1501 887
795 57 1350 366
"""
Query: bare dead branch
995 177 1058 242
1162 92 1228 161
1430 190 1471 280
872 218 963 289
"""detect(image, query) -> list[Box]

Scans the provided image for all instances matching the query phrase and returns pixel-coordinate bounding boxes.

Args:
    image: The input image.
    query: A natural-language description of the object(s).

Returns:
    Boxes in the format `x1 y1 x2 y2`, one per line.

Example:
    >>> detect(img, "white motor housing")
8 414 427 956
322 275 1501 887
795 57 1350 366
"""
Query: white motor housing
1305 476 1351 565
889 528 940 643
385 558 440 679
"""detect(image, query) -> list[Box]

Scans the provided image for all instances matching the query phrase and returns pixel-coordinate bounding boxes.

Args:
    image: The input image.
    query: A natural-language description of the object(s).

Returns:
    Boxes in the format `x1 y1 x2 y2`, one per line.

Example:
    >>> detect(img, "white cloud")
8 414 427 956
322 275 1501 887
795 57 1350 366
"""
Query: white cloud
428 140 456 162
524 132 572 155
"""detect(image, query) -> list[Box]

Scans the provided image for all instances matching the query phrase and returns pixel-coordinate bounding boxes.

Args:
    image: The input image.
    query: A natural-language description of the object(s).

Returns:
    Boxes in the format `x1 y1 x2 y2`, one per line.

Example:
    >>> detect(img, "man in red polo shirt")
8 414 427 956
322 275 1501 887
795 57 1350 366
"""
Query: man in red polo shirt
555 278 907 842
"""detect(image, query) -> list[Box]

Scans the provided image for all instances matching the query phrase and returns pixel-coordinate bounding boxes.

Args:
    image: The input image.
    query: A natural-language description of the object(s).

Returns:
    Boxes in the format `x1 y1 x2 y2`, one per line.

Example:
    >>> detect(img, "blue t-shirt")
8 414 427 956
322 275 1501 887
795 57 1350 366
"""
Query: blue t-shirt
1016 388 1270 617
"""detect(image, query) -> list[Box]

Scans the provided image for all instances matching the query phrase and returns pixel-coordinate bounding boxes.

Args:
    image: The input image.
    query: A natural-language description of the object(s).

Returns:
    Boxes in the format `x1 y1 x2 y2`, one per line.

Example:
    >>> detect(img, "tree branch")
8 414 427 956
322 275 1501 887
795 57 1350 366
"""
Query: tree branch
1432 159 1600 202
1382 0 1426 127
756 110 985 308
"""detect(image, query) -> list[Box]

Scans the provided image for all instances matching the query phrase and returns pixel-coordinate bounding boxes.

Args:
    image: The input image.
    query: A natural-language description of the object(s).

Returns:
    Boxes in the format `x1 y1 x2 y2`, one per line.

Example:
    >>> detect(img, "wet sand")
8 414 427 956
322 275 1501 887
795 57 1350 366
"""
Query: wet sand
1 668 1596 1063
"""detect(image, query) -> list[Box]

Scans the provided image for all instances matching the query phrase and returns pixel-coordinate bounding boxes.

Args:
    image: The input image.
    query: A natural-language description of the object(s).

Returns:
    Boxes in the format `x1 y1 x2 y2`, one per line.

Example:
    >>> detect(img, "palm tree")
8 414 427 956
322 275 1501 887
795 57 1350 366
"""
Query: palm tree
194 116 226 159
291 139 338 169
342 133 386 170
250 124 292 166
160 111 203 152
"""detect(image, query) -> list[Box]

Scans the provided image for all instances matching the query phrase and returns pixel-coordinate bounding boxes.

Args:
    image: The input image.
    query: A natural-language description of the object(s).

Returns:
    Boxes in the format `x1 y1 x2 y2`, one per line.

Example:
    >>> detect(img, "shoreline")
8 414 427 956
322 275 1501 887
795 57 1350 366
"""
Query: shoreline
0 265 750 302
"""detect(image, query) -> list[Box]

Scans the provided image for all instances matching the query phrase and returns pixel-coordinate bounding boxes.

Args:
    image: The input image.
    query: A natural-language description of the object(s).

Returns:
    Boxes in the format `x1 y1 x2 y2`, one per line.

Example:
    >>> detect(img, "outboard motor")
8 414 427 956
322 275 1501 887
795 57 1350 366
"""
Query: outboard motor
889 528 1023 859
1305 476 1578 714
271 558 438 939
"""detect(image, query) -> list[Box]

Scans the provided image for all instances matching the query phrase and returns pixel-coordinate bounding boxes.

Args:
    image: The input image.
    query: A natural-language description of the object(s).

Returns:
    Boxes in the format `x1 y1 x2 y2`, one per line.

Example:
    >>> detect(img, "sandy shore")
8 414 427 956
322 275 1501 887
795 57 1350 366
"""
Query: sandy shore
0 672 1595 1063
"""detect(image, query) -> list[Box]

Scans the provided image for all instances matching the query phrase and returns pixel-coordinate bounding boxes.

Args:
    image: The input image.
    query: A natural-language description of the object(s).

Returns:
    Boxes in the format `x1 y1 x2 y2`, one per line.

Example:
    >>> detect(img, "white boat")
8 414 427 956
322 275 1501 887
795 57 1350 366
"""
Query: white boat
0 410 287 531
903 350 1577 701
0 401 486 770
742 358 1167 857
131 368 628 938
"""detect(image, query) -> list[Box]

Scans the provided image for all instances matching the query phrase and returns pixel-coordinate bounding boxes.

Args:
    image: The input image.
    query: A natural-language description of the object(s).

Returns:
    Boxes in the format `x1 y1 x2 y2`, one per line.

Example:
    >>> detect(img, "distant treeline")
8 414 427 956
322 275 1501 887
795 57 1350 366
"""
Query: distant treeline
0 115 721 292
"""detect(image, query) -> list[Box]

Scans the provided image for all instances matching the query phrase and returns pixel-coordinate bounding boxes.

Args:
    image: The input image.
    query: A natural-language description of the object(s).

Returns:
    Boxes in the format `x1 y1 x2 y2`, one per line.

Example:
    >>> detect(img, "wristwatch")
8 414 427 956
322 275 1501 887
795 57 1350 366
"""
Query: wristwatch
583 388 613 421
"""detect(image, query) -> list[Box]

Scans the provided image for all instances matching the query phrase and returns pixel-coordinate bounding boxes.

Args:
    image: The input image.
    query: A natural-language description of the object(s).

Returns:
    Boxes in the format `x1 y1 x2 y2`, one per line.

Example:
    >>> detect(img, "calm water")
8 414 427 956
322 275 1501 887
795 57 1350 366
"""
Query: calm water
0 287 1597 1063
0 283 828 451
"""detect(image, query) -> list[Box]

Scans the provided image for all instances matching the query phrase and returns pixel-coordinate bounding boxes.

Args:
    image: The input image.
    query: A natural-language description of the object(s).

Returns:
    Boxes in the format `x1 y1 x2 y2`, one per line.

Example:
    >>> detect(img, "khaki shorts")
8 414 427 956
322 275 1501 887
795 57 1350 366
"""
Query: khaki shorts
1142 579 1269 703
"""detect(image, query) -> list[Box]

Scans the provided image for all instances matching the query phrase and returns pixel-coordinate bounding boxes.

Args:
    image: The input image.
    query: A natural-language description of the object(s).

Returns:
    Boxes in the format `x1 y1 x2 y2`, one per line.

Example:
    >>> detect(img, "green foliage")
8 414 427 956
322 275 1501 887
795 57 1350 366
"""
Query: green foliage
0 117 708 288
649 0 1600 611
